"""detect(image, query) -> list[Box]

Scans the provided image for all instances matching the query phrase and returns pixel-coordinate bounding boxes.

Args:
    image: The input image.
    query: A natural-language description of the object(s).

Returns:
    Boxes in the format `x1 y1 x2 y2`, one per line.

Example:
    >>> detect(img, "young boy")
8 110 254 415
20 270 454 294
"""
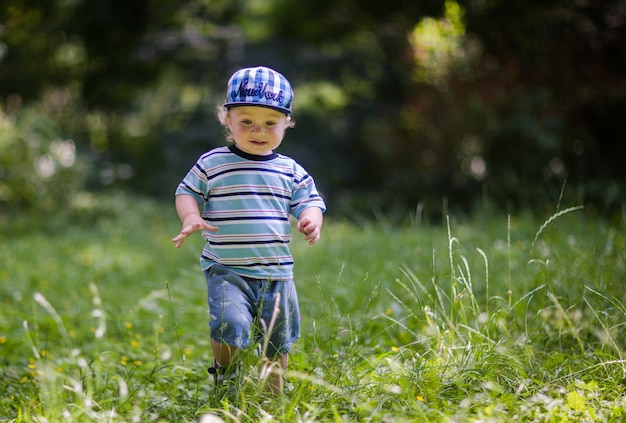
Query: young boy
172 66 326 394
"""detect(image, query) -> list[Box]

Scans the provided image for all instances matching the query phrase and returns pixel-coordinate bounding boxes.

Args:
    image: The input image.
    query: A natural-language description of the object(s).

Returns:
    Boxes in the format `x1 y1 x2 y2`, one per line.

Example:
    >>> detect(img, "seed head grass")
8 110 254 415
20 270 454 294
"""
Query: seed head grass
1 192 625 421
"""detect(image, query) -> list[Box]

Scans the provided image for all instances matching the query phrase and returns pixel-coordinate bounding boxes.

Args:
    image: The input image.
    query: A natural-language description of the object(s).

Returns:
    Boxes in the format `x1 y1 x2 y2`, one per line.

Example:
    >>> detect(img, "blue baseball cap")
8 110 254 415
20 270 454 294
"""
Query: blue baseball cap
224 66 294 115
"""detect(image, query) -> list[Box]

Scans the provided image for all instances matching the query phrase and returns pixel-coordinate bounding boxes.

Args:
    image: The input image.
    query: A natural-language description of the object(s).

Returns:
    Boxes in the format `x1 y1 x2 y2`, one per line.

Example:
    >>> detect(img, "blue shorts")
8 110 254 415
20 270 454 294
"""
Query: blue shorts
204 263 300 358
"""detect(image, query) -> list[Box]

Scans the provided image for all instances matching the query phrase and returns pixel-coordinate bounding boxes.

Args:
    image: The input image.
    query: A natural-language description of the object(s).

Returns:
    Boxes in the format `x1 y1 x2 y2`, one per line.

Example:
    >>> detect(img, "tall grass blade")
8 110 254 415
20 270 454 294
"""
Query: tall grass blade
531 205 584 252
583 286 625 360
33 291 73 347
165 281 185 364
476 248 489 316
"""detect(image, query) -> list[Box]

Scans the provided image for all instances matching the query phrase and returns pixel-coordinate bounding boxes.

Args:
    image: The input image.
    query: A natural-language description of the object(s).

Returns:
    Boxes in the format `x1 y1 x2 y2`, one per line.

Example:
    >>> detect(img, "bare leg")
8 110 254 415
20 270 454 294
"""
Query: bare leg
260 353 288 394
211 339 238 367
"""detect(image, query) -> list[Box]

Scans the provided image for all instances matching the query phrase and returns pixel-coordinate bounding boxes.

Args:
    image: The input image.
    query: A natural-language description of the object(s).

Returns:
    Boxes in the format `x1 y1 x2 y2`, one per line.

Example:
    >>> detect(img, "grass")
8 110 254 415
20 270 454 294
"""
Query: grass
1 192 625 422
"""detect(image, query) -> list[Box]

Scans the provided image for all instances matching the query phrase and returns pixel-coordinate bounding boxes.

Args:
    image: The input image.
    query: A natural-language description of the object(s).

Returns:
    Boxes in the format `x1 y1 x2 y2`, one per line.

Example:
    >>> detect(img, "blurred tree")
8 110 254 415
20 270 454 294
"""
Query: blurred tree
258 0 450 215
0 106 85 212
263 0 626 214
454 0 626 209
0 0 66 101
0 0 195 105
1 0 241 196
1 0 624 217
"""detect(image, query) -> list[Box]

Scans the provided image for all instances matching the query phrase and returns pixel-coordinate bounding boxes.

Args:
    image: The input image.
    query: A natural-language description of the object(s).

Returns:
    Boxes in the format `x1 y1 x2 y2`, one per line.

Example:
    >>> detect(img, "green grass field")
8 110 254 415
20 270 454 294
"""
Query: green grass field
1 193 625 422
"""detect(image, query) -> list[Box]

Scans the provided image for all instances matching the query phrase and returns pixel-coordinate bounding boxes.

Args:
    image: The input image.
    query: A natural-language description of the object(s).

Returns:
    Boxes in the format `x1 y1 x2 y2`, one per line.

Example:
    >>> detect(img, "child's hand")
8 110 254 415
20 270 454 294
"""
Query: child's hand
172 216 218 248
297 215 322 245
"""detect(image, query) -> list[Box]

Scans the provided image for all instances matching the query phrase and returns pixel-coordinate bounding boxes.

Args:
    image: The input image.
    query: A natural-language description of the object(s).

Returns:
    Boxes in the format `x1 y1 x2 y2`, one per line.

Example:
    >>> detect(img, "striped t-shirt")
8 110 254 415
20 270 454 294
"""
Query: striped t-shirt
175 145 326 281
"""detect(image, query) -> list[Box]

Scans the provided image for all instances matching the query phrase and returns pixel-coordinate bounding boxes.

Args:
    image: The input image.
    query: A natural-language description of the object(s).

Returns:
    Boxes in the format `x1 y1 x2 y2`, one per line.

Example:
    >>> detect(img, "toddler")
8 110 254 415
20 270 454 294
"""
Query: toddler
172 66 326 394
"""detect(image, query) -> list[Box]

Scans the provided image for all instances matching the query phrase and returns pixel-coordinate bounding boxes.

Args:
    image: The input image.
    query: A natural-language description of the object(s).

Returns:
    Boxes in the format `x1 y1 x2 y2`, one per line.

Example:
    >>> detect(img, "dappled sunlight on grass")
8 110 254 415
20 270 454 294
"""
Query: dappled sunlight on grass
1 193 625 421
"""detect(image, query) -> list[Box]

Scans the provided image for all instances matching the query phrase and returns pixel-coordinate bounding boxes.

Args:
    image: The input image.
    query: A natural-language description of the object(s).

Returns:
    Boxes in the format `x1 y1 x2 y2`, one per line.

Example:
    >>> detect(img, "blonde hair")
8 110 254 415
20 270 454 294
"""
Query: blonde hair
216 105 295 143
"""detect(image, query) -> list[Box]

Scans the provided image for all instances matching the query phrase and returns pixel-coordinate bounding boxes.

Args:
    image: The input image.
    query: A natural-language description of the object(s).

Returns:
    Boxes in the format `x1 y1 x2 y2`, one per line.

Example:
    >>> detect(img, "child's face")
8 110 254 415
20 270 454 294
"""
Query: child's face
227 106 290 156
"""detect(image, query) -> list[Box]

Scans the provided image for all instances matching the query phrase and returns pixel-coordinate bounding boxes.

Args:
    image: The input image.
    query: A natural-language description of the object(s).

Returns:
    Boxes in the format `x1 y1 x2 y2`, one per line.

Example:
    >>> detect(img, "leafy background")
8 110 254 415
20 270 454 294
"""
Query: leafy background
1 0 625 219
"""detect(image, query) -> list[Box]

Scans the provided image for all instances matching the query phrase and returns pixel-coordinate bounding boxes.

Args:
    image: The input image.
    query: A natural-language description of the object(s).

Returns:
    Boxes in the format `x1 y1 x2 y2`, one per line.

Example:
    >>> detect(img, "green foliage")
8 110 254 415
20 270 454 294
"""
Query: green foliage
0 106 85 213
2 0 626 215
1 194 625 421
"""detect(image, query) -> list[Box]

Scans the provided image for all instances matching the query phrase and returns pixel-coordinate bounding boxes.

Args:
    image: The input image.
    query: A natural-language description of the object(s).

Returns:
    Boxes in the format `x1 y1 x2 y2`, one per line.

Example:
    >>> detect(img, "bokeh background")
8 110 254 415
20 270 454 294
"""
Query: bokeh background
1 0 625 220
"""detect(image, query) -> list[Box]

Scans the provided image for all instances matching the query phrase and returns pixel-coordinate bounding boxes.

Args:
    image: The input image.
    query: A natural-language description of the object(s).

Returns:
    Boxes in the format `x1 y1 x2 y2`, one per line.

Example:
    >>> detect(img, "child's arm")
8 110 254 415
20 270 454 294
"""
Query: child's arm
172 194 218 248
297 207 324 245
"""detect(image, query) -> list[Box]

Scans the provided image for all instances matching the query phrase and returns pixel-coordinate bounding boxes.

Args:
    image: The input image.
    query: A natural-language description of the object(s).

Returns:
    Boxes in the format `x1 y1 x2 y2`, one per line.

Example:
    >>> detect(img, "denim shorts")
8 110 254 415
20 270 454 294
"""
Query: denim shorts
204 263 300 358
